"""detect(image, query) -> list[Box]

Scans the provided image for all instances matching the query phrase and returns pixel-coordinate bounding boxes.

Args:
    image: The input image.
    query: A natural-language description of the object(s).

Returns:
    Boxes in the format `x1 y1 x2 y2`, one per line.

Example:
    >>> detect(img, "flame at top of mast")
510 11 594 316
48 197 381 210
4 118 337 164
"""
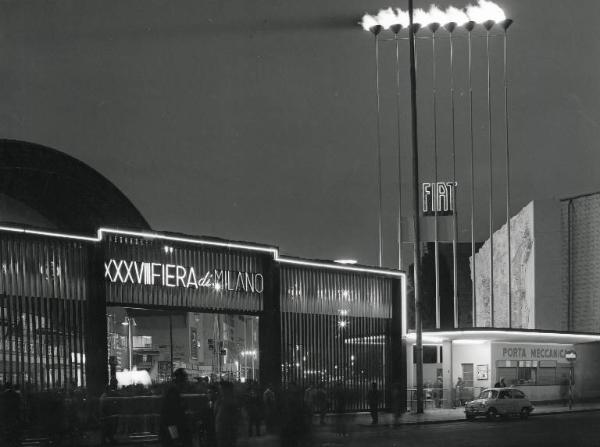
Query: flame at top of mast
360 0 510 32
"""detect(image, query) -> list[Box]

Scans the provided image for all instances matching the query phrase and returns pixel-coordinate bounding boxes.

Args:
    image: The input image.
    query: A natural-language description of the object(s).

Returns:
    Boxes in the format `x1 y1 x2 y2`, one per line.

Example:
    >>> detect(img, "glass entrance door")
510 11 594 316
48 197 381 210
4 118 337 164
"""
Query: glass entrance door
106 306 259 387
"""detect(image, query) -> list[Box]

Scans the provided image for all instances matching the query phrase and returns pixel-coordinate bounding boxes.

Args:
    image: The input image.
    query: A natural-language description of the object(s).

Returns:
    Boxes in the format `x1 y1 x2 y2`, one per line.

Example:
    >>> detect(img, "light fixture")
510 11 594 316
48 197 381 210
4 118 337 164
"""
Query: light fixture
502 17 514 328
121 316 136 326
444 6 467 330
360 14 382 35
334 259 357 265
453 339 487 345
363 1 510 32
362 11 385 267
406 333 444 343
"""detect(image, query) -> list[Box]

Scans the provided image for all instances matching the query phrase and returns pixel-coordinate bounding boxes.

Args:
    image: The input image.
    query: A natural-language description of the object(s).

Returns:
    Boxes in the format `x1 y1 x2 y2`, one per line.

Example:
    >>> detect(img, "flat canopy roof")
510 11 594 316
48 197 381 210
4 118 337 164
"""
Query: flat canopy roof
0 224 405 279
406 329 600 345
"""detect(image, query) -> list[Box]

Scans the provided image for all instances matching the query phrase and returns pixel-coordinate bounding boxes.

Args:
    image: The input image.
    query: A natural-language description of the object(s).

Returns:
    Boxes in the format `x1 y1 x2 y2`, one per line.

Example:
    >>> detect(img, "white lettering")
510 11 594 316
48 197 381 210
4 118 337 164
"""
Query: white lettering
255 274 264 293
214 270 224 289
186 267 198 289
176 265 186 287
165 264 176 287
236 272 245 291
422 183 432 213
134 262 145 283
227 271 235 291
245 272 255 293
104 258 263 294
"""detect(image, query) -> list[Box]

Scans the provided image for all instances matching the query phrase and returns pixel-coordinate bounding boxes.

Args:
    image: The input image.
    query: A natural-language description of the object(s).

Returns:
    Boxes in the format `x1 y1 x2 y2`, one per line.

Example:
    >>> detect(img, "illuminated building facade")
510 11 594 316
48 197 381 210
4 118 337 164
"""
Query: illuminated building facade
0 138 405 412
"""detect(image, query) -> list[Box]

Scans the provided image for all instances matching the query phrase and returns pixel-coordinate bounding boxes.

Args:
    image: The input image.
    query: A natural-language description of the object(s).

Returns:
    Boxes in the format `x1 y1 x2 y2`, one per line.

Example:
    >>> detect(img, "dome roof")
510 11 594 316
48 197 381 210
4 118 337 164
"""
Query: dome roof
0 139 150 233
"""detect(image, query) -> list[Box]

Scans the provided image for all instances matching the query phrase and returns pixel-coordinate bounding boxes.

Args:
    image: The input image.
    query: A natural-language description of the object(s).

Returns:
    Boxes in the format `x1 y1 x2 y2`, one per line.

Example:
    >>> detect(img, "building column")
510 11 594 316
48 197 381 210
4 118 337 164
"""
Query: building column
85 244 108 397
258 256 281 388
391 277 407 411
442 340 453 408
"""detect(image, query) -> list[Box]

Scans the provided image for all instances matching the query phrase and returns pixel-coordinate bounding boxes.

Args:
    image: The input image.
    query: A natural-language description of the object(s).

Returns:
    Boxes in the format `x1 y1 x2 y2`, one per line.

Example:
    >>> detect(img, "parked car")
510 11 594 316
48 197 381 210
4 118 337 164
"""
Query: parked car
465 388 534 421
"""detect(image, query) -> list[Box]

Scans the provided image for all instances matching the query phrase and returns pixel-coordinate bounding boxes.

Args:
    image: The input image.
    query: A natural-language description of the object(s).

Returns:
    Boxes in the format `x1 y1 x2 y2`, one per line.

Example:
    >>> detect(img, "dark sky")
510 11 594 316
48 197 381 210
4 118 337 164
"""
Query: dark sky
1 0 599 267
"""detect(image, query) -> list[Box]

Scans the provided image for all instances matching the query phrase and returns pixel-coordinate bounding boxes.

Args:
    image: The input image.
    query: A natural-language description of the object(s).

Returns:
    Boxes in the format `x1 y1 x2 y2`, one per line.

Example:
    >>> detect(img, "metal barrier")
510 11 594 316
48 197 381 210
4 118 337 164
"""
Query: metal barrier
406 387 485 410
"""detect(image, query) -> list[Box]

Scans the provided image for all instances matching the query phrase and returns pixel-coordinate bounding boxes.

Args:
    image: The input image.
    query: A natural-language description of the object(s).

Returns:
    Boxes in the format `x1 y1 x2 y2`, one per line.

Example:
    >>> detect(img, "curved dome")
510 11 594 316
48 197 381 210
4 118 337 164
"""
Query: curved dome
0 139 150 233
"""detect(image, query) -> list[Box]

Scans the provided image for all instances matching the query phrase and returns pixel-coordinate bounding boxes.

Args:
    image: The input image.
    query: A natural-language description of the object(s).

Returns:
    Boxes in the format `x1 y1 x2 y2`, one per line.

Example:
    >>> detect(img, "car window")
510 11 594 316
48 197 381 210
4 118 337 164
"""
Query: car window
479 390 498 399
510 390 525 399
499 390 510 399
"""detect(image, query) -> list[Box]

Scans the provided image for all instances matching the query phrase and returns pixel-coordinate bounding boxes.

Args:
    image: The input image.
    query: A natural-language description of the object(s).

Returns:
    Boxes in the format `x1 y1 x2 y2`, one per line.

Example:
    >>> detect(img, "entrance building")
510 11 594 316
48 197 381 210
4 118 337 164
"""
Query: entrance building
0 226 406 411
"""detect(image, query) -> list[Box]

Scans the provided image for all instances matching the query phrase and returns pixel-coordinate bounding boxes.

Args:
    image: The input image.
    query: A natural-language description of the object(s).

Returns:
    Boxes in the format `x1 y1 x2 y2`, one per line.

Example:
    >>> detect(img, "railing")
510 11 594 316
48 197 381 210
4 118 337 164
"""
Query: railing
406 386 485 410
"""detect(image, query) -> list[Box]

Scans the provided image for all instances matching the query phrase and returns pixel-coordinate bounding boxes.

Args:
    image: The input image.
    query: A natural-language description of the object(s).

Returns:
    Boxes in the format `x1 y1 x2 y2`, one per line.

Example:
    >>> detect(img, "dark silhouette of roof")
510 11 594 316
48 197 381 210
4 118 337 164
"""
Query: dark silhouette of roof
0 139 150 233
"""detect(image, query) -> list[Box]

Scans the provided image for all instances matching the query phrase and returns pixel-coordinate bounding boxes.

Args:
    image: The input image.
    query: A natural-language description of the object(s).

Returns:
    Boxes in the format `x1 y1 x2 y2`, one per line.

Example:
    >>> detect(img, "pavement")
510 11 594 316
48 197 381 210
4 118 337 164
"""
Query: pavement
315 401 600 426
24 402 600 446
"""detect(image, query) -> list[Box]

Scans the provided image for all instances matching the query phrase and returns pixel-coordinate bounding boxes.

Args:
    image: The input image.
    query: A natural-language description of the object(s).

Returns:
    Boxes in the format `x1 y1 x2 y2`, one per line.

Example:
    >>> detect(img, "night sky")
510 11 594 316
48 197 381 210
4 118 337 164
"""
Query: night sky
1 0 598 268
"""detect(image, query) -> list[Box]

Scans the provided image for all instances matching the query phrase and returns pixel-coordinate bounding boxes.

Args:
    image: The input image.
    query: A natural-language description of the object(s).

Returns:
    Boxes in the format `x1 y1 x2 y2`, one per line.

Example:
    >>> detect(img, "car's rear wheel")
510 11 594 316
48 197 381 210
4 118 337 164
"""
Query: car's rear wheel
520 407 530 419
466 414 475 421
486 408 499 421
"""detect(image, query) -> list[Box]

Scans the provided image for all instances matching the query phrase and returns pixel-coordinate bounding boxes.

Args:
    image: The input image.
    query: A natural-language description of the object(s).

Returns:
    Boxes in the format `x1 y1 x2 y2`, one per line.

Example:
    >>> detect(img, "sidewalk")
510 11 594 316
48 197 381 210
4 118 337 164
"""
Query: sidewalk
66 402 600 447
316 401 600 426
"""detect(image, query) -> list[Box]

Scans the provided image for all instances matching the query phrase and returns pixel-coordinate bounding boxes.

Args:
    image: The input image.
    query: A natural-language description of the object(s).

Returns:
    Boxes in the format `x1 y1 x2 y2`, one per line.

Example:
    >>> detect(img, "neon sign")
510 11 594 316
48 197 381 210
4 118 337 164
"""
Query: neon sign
422 181 457 216
104 259 264 294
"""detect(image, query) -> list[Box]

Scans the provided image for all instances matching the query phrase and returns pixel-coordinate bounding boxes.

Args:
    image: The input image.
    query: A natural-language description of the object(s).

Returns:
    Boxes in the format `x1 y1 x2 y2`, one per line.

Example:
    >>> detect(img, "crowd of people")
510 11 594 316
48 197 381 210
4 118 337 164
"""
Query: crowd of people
155 370 388 447
0 372 390 447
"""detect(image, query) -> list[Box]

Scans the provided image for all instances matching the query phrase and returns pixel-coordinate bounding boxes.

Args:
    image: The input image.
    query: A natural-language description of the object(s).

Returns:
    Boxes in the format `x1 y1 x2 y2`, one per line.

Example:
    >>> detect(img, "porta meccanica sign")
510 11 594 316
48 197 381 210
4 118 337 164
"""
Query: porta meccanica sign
104 259 264 294
495 343 574 361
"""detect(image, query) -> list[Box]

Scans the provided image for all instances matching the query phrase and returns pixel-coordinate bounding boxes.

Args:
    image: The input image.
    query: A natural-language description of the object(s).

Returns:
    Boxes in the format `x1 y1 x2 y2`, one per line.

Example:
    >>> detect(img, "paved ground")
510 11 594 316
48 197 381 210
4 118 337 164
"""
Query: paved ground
94 402 600 447
238 409 600 447
316 401 600 426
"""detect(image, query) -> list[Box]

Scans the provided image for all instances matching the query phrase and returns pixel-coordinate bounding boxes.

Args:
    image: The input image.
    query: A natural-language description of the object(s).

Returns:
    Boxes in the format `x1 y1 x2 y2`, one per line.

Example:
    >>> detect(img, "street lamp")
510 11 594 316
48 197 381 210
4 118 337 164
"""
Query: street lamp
360 0 513 413
361 13 384 267
501 18 514 327
121 315 136 370
391 9 409 272
444 6 470 329
426 6 444 329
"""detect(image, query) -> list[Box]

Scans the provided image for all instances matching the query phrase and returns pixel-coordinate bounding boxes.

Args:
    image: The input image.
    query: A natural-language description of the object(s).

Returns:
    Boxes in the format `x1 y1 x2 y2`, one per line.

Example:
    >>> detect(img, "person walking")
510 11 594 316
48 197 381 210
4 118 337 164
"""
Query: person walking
391 382 402 425
367 382 379 425
494 377 507 388
159 368 192 447
333 382 348 436
280 382 310 447
314 383 328 425
454 377 464 408
262 383 276 434
0 383 22 447
244 383 262 437
215 381 240 447
434 377 443 408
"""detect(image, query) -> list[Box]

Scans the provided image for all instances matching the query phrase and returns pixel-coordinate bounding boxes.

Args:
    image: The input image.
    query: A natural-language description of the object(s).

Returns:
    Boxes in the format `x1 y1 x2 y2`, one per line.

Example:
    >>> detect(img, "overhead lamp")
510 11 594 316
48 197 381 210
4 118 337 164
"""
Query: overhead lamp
444 6 469 33
376 8 396 31
360 13 382 35
391 9 409 34
466 0 506 28
499 18 513 31
426 5 446 33
121 316 136 326
453 339 487 345
334 259 357 265
411 8 429 33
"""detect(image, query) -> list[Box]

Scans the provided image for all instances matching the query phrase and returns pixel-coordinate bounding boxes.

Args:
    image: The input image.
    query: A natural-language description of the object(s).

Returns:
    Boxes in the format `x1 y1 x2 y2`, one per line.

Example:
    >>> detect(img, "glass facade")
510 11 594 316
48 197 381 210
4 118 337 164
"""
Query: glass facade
0 229 403 401
0 235 89 389
279 266 394 411
106 306 259 385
